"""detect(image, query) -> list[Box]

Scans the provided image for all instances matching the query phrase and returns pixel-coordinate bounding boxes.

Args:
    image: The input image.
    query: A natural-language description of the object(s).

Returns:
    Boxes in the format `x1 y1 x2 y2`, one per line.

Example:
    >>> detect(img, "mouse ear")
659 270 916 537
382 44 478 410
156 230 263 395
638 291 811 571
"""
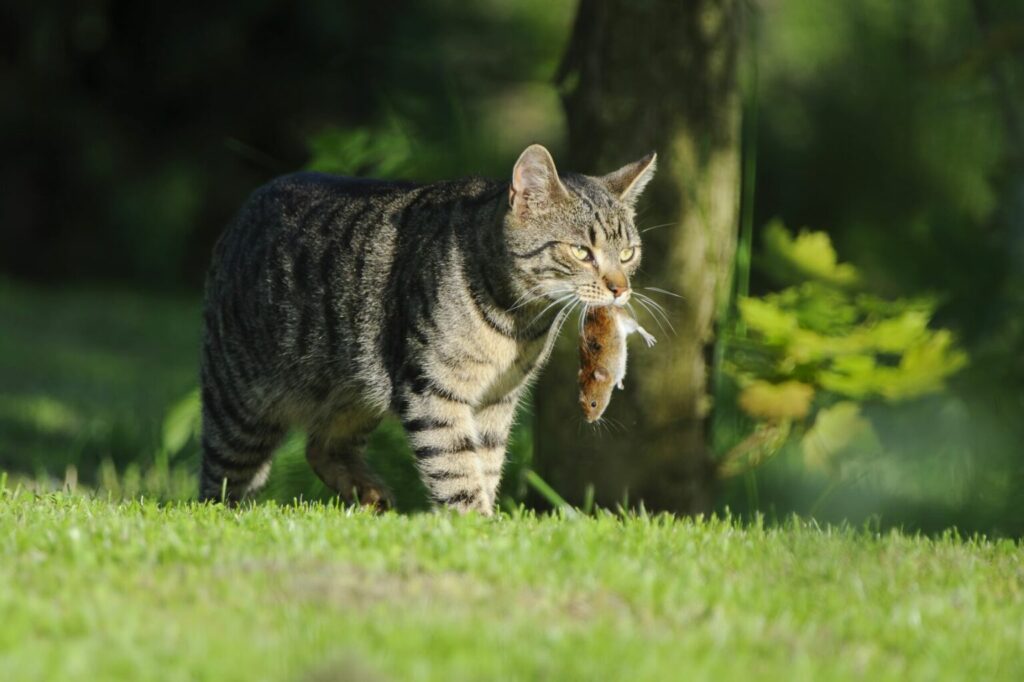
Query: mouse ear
593 367 610 382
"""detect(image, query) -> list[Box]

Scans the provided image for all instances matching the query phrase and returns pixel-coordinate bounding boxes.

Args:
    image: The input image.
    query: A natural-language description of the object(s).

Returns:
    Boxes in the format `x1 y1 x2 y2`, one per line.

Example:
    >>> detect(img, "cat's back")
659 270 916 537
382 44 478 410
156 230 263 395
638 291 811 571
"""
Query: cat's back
206 171 420 304
223 171 417 246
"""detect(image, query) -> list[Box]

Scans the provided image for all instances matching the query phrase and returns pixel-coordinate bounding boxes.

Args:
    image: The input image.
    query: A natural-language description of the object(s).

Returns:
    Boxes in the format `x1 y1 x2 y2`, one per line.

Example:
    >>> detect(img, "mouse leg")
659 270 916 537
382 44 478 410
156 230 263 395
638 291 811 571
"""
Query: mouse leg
637 325 657 347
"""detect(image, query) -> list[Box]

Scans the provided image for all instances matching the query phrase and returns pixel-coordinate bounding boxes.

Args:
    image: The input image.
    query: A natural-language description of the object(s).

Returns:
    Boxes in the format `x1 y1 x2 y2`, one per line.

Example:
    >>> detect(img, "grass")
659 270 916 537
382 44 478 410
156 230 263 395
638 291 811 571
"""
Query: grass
1 487 1022 681
0 280 200 477
3 280 1023 679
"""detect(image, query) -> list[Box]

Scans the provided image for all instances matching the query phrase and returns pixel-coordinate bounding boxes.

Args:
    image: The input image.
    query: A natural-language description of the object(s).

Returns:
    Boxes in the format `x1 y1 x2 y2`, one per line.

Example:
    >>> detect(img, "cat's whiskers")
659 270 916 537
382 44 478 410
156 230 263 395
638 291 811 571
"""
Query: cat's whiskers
578 302 591 336
634 290 674 320
643 286 684 300
640 221 677 234
509 283 570 312
552 298 580 341
508 286 545 311
632 297 670 338
633 292 675 334
527 293 575 328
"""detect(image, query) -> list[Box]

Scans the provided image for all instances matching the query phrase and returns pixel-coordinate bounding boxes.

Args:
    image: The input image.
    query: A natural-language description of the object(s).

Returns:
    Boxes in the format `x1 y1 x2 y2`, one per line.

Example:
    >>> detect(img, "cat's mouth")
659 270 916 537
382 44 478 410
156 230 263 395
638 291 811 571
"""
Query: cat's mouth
576 294 621 308
573 281 630 308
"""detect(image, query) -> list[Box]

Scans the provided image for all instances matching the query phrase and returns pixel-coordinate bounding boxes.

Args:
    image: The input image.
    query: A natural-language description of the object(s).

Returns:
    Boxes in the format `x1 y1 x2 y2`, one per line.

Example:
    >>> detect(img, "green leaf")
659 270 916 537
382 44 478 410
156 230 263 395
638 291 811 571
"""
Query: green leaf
738 380 815 420
880 330 969 400
863 310 930 352
738 297 799 343
817 355 878 399
801 402 881 474
307 121 413 178
760 220 860 287
719 421 793 478
161 389 200 455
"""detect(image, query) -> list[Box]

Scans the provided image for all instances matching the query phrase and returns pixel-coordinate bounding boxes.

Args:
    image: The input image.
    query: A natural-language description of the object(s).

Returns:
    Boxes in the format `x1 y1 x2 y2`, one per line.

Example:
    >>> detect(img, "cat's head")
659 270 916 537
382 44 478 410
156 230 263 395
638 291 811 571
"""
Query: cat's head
504 144 656 310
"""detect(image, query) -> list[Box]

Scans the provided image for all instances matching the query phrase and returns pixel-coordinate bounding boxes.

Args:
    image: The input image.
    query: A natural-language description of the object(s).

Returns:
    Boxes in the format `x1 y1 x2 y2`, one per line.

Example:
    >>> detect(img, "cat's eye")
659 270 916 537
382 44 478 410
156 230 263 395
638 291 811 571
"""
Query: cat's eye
570 245 592 262
619 247 637 263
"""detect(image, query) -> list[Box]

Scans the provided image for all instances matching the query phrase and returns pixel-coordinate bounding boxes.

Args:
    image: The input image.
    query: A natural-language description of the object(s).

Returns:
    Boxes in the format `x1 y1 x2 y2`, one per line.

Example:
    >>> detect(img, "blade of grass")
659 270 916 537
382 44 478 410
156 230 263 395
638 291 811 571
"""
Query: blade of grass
524 470 576 516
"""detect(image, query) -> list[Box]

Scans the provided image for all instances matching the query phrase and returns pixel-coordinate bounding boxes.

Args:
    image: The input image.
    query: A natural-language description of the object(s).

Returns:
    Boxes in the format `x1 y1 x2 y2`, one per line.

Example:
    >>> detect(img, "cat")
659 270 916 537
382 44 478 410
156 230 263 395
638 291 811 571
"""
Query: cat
199 143 656 514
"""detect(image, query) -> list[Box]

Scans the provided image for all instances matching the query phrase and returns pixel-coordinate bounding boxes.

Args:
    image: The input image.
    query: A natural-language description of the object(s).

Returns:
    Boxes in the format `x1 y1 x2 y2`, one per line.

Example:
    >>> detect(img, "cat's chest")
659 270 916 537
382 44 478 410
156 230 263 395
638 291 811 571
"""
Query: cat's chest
441 332 545 406
484 337 545 396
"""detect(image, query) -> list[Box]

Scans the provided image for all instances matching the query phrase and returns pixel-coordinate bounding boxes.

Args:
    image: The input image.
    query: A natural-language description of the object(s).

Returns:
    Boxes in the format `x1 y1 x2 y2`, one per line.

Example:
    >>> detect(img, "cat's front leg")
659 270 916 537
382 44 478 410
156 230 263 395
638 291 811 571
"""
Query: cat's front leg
474 395 520 508
399 382 492 515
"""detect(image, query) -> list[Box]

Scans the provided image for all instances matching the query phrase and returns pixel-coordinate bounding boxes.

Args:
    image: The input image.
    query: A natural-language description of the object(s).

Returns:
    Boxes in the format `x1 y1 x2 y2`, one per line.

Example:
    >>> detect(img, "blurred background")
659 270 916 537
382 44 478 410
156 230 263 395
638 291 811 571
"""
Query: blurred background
2 0 1022 535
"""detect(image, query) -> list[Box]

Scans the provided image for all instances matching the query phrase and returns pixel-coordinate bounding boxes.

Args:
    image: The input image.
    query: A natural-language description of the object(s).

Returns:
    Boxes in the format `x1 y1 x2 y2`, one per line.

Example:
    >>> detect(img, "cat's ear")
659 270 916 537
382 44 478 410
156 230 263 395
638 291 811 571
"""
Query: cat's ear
601 152 657 208
510 144 569 218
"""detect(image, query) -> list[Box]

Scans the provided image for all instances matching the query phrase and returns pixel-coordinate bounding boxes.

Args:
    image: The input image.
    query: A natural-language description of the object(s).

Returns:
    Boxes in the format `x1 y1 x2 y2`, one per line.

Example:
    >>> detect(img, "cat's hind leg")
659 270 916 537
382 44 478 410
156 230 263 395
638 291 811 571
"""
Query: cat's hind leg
199 308 287 503
198 392 285 503
306 411 390 509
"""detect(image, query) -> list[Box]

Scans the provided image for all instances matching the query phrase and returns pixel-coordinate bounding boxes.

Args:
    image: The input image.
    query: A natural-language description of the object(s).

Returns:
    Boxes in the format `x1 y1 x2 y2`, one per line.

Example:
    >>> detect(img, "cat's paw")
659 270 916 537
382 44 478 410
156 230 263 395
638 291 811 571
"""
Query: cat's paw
358 485 394 514
437 490 493 516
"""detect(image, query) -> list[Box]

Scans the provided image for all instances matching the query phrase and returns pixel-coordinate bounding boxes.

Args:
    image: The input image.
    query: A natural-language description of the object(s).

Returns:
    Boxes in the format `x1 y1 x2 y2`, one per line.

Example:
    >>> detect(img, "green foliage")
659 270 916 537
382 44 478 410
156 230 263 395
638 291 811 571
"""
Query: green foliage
307 122 414 178
736 380 814 420
724 224 968 477
732 282 967 400
801 402 882 474
160 388 200 457
759 219 860 288
718 420 793 478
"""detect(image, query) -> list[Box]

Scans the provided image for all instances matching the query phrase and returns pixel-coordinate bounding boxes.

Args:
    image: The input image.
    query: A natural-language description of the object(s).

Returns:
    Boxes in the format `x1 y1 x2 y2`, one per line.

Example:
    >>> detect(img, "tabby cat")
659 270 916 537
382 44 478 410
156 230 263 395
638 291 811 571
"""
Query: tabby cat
199 144 656 514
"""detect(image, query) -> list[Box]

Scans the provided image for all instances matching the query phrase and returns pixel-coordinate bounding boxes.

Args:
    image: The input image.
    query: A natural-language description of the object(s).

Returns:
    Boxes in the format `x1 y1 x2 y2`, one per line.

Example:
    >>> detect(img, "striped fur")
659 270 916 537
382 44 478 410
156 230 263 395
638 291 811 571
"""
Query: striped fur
199 144 656 514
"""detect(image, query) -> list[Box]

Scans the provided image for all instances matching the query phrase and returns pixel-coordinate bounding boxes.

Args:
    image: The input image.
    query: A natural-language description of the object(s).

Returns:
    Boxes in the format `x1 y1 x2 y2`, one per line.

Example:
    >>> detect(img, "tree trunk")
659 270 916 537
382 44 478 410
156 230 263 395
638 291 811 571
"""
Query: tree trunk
532 0 742 513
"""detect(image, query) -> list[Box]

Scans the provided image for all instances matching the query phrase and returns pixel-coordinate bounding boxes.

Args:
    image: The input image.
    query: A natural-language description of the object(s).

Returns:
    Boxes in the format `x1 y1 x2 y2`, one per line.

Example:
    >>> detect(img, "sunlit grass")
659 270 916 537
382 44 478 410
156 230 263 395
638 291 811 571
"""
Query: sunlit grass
1 485 1022 681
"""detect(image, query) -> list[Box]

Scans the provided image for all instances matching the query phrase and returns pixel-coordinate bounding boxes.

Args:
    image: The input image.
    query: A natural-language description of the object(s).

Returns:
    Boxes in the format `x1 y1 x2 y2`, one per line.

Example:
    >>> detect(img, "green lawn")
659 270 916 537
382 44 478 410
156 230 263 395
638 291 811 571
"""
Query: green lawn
1 488 1022 681
0 280 200 477
3 280 1023 680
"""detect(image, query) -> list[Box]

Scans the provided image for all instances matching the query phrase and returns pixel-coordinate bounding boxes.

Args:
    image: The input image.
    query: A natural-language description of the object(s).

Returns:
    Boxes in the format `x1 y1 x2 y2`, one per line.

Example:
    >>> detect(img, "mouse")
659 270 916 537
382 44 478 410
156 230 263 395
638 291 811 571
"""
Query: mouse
578 306 656 423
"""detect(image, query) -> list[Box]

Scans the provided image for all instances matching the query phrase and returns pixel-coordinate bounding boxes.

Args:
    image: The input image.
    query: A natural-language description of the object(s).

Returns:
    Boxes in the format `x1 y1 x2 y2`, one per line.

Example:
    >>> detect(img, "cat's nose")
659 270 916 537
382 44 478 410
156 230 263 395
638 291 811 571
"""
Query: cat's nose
604 272 629 301
606 281 630 301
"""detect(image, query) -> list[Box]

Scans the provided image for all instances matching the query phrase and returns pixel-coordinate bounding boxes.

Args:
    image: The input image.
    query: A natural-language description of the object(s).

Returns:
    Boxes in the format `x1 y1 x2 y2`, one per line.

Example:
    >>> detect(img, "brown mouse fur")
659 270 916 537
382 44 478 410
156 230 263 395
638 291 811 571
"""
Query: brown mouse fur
578 307 625 423
578 306 656 423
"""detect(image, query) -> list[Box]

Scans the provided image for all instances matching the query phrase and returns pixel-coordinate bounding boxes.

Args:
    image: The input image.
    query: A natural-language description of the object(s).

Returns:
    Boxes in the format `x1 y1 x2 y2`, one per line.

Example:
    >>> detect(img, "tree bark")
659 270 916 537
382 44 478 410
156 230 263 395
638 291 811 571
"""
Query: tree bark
532 0 742 513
